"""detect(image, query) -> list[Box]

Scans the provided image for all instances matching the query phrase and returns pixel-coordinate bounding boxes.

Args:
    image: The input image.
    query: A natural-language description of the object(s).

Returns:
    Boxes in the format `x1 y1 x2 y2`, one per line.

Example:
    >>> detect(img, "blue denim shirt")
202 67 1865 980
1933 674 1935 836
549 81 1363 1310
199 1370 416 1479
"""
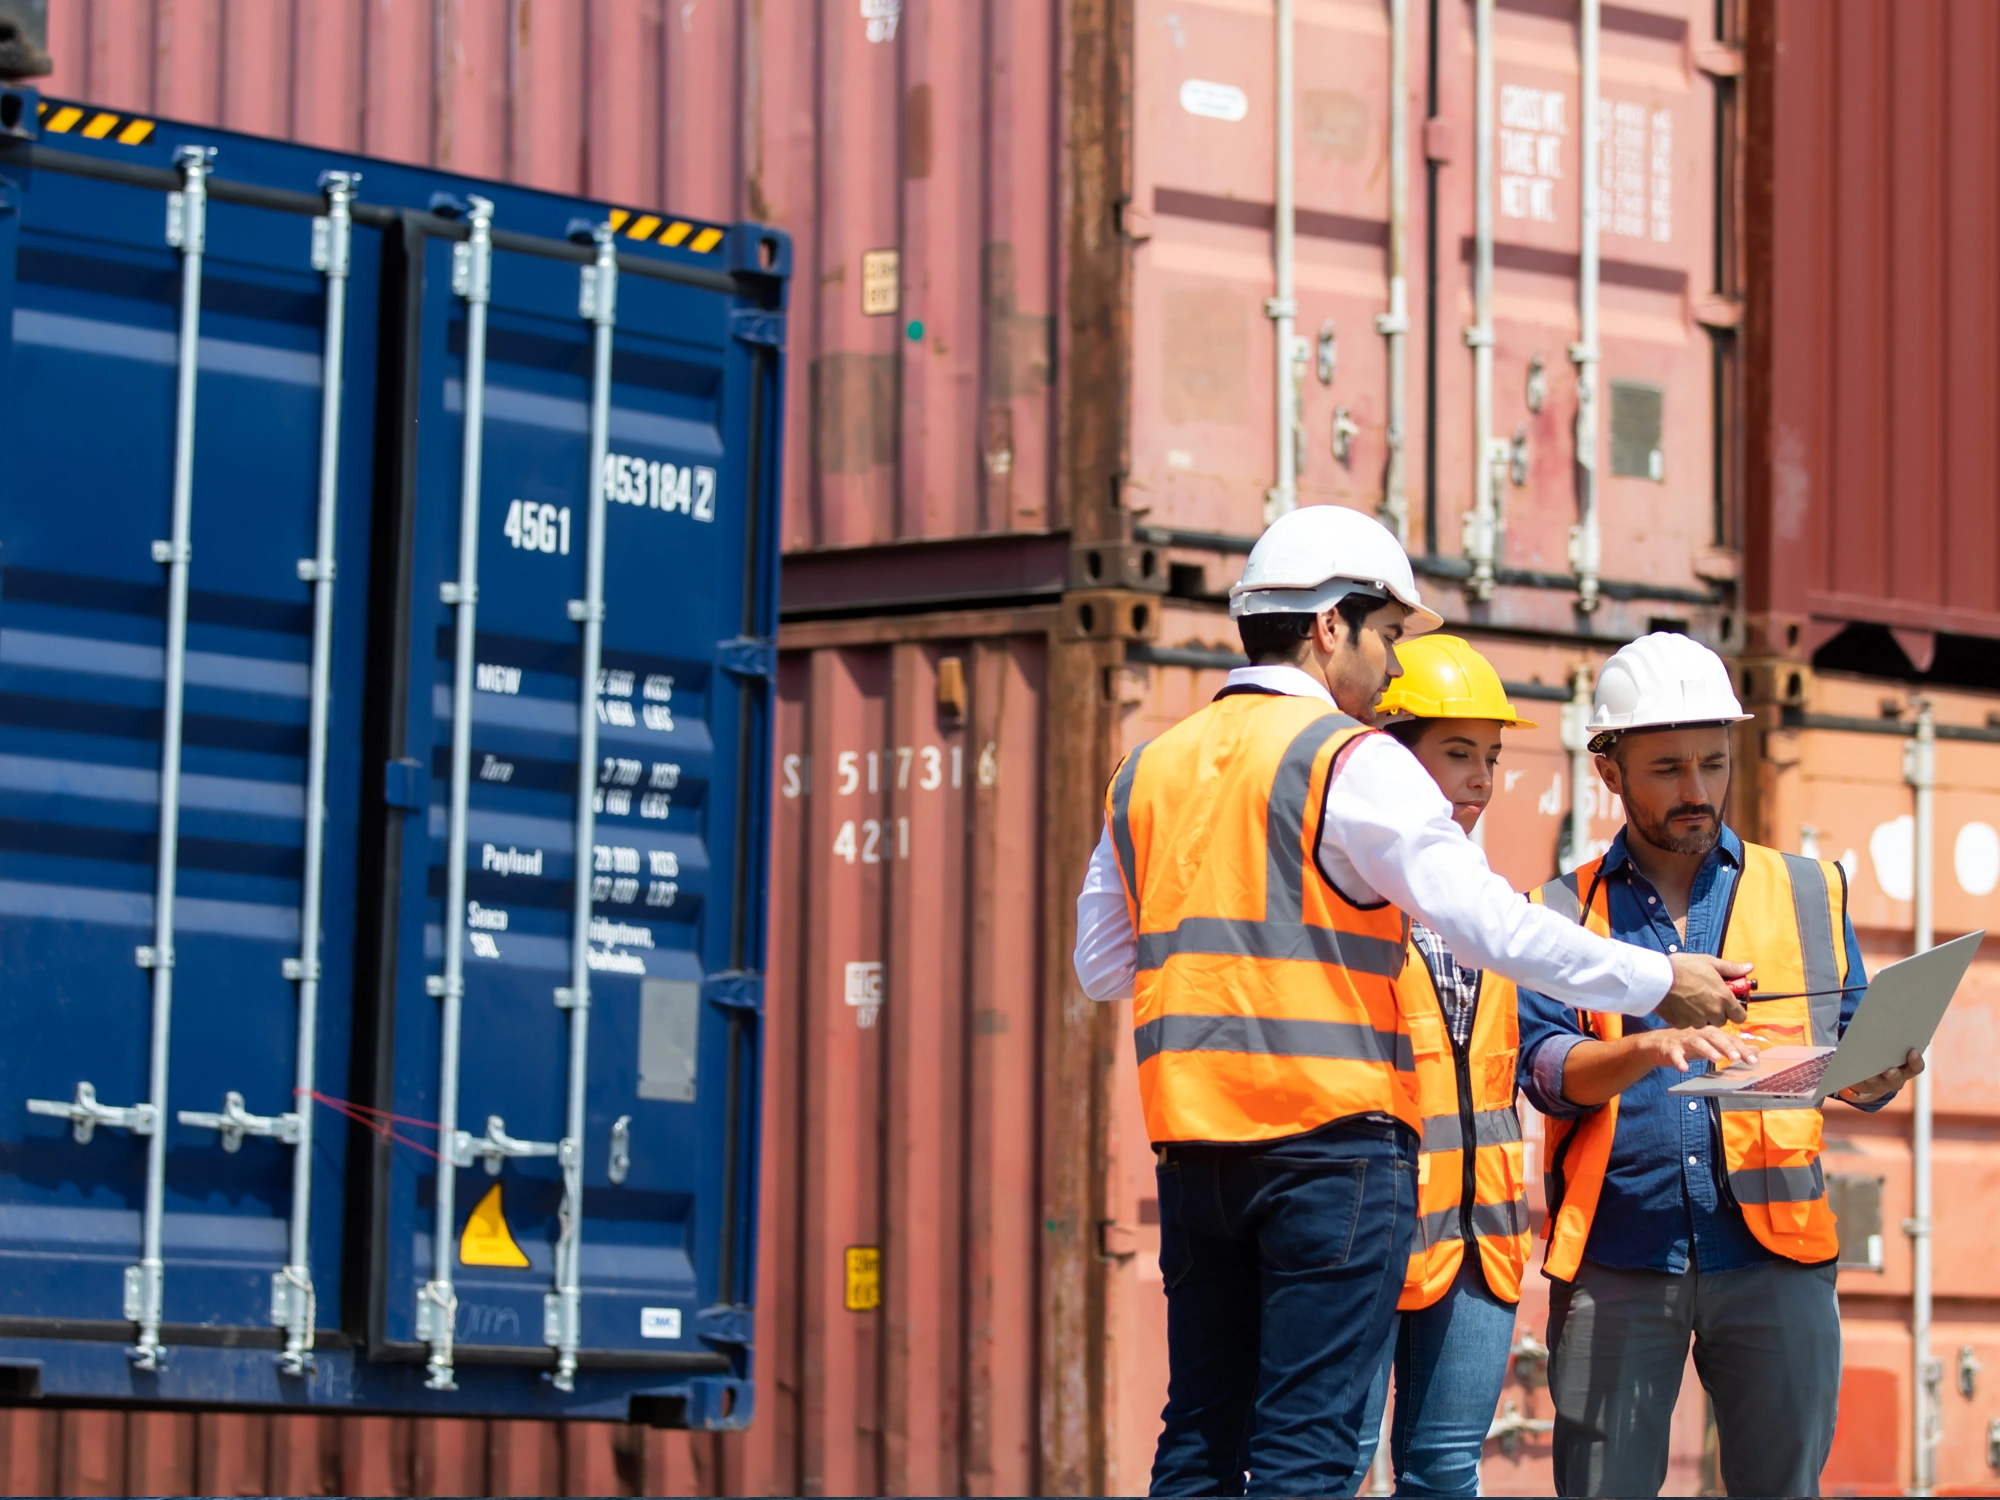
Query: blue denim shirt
1517 826 1880 1275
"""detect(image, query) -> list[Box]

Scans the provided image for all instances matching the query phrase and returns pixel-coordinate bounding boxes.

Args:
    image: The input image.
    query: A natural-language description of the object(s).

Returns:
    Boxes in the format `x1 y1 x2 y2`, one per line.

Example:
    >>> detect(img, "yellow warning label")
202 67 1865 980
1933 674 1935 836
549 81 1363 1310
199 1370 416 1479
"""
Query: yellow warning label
459 1182 530 1268
37 101 156 147
844 1245 881 1312
599 204 728 254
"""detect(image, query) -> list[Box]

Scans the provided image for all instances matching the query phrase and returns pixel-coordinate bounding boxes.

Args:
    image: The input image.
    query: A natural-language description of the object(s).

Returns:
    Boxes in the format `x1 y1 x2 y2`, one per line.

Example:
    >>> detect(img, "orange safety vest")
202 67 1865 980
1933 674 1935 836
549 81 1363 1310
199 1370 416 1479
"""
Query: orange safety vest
1530 843 1849 1279
1106 692 1418 1144
1396 939 1530 1308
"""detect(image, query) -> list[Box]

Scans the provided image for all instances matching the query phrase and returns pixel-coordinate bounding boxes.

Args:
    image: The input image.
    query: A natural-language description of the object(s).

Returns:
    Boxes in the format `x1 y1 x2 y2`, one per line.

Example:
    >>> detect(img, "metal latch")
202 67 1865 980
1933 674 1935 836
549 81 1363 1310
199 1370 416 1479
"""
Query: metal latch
448 1115 559 1175
1487 1398 1554 1457
1509 423 1530 486
177 1091 302 1153
1960 1344 1983 1399
608 1114 631 1185
1332 406 1359 465
27 1082 157 1144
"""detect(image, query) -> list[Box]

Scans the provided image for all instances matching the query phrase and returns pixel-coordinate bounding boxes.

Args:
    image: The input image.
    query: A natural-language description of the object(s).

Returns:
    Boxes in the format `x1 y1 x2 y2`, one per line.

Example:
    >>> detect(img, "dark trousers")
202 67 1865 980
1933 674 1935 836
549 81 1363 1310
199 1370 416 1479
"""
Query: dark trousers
1547 1256 1841 1497
1149 1115 1418 1497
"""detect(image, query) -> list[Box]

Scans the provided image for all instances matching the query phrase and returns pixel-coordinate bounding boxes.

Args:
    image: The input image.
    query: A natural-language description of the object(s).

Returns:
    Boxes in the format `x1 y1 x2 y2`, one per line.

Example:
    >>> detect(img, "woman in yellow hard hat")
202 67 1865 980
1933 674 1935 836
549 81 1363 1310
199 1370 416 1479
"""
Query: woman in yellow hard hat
1352 635 1537 1497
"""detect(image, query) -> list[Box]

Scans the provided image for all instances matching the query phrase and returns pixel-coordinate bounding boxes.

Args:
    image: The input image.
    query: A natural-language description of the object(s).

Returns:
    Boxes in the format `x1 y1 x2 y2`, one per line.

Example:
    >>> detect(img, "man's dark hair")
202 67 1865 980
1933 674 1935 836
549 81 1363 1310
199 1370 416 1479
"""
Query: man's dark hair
1236 592 1382 665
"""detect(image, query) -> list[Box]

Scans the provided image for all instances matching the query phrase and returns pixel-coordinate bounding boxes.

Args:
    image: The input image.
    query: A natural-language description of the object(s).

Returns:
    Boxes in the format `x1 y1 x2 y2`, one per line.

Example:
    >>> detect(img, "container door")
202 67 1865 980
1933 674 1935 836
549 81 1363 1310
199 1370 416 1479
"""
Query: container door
0 130 378 1361
371 213 775 1401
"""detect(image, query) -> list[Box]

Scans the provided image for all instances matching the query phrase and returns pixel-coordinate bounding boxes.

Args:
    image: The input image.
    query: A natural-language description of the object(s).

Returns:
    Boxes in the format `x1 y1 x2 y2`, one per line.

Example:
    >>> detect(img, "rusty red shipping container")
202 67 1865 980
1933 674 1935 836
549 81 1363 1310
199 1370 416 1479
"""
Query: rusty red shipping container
26 2 2000 1497
1744 0 2000 677
45 0 1065 555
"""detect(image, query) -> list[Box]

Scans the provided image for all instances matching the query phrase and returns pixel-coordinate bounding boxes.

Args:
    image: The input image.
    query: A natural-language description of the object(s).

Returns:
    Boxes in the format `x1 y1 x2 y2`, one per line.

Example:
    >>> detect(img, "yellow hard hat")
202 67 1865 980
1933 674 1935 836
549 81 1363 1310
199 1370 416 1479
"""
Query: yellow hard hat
1375 634 1538 728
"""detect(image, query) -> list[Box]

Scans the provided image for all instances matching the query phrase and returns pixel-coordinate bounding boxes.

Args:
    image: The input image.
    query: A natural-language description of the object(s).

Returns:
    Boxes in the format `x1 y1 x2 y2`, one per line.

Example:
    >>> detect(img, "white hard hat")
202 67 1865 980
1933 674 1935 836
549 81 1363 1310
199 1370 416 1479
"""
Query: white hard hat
1588 632 1750 745
1229 505 1443 634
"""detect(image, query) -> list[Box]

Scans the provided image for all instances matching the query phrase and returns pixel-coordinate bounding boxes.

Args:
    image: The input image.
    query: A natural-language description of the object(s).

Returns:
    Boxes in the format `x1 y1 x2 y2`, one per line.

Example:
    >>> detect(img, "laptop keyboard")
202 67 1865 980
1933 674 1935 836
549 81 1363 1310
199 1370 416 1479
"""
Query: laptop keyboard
1742 1054 1833 1095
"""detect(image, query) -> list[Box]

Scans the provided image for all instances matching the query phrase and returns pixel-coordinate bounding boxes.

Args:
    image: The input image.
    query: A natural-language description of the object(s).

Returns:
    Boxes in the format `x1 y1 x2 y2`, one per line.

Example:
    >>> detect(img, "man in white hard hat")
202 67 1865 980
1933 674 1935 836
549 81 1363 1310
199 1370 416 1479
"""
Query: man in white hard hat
1517 632 1924 1498
1072 510 1751 1496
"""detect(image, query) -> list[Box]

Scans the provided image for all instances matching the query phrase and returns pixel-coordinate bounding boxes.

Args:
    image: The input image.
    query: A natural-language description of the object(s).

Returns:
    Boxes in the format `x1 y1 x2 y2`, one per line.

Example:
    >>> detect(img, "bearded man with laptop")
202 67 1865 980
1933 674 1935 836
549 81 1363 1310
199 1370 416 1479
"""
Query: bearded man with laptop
1517 633 1927 1499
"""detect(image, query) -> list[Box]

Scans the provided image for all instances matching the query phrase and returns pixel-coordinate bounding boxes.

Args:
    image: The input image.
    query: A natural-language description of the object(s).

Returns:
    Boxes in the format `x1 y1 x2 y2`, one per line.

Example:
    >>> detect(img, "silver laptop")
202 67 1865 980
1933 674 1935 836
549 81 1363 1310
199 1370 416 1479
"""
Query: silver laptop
1668 930 1983 1108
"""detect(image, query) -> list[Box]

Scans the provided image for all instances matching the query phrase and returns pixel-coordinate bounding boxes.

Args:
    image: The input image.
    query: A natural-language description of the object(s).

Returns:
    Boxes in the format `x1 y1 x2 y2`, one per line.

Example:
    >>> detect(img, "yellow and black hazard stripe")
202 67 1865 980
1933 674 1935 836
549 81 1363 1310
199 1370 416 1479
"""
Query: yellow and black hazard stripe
37 100 156 146
606 208 725 255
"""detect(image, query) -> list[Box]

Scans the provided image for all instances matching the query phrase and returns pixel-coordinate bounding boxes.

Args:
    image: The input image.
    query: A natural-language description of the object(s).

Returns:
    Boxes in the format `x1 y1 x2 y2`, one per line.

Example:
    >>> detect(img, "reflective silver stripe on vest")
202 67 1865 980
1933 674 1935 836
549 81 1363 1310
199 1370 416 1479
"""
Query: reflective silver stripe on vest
1780 852 1843 1047
1538 870 1584 924
1265 712 1361 923
1727 1159 1826 1205
1415 1196 1532 1248
1419 1106 1524 1154
1135 917 1408 977
1107 744 1147 904
1134 1013 1415 1071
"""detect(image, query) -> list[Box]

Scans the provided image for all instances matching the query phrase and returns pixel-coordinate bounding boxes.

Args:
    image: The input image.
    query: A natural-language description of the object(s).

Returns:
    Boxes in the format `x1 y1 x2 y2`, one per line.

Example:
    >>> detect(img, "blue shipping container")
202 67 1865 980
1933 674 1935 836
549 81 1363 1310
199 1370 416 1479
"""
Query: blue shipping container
0 89 785 1426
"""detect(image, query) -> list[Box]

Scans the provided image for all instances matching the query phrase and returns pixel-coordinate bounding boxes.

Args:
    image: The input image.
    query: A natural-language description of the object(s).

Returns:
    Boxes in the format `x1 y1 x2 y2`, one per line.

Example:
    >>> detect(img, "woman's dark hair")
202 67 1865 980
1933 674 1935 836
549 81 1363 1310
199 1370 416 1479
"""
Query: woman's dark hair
1236 591 1384 665
1382 718 1429 750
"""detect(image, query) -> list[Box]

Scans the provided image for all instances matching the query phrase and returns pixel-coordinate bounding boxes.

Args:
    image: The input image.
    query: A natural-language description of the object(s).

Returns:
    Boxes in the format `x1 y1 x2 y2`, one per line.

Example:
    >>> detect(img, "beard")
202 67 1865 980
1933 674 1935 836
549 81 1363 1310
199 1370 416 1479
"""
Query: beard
1632 801 1721 857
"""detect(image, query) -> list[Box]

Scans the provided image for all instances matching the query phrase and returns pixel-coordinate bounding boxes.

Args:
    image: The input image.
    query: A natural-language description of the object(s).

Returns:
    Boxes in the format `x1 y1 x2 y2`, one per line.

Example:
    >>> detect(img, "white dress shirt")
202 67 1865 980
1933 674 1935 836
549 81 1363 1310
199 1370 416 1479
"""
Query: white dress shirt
1073 664 1673 1015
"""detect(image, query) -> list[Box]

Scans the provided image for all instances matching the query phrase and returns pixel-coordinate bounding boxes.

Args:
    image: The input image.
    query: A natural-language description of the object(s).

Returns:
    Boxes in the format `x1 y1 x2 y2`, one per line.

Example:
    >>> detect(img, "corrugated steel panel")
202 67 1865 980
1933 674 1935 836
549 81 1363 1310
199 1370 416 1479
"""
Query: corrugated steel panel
1130 0 1729 638
42 0 1741 637
0 1409 720 1496
745 627 1049 1495
1735 669 2000 1494
41 0 1061 555
1746 0 2000 657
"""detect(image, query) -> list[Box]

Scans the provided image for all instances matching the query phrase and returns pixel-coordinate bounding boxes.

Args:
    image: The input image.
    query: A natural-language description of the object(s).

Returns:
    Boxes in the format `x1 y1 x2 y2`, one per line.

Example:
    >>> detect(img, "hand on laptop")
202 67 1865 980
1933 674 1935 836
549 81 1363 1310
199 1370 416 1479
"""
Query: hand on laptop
1641 1026 1760 1075
1836 1047 1925 1105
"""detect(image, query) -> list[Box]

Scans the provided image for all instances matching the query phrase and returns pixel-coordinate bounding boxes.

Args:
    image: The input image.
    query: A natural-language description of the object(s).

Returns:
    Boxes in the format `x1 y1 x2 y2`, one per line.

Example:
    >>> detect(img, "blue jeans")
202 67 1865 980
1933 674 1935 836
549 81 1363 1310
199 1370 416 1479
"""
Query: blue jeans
1150 1115 1418 1497
1352 1256 1519 1497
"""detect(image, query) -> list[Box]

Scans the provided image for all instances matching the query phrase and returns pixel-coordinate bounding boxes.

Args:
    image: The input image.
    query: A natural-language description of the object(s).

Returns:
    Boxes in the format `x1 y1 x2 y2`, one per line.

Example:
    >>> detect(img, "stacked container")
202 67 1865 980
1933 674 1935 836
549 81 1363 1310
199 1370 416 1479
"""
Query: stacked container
11 0 2000 1495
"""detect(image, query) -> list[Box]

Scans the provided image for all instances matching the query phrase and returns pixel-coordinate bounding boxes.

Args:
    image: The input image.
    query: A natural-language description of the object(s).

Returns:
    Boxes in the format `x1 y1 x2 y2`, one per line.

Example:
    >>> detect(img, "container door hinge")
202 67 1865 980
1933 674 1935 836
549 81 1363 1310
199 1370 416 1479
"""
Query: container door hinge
282 957 320 982
27 1082 157 1144
704 971 764 1013
383 757 428 812
439 580 475 605
177 1091 302 1152
124 1262 163 1327
270 1268 316 1332
729 310 786 348
543 1289 581 1350
415 1282 455 1344
717 638 776 682
296 558 334 583
135 944 173 969
150 539 190 565
694 1304 753 1349
566 598 604 624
